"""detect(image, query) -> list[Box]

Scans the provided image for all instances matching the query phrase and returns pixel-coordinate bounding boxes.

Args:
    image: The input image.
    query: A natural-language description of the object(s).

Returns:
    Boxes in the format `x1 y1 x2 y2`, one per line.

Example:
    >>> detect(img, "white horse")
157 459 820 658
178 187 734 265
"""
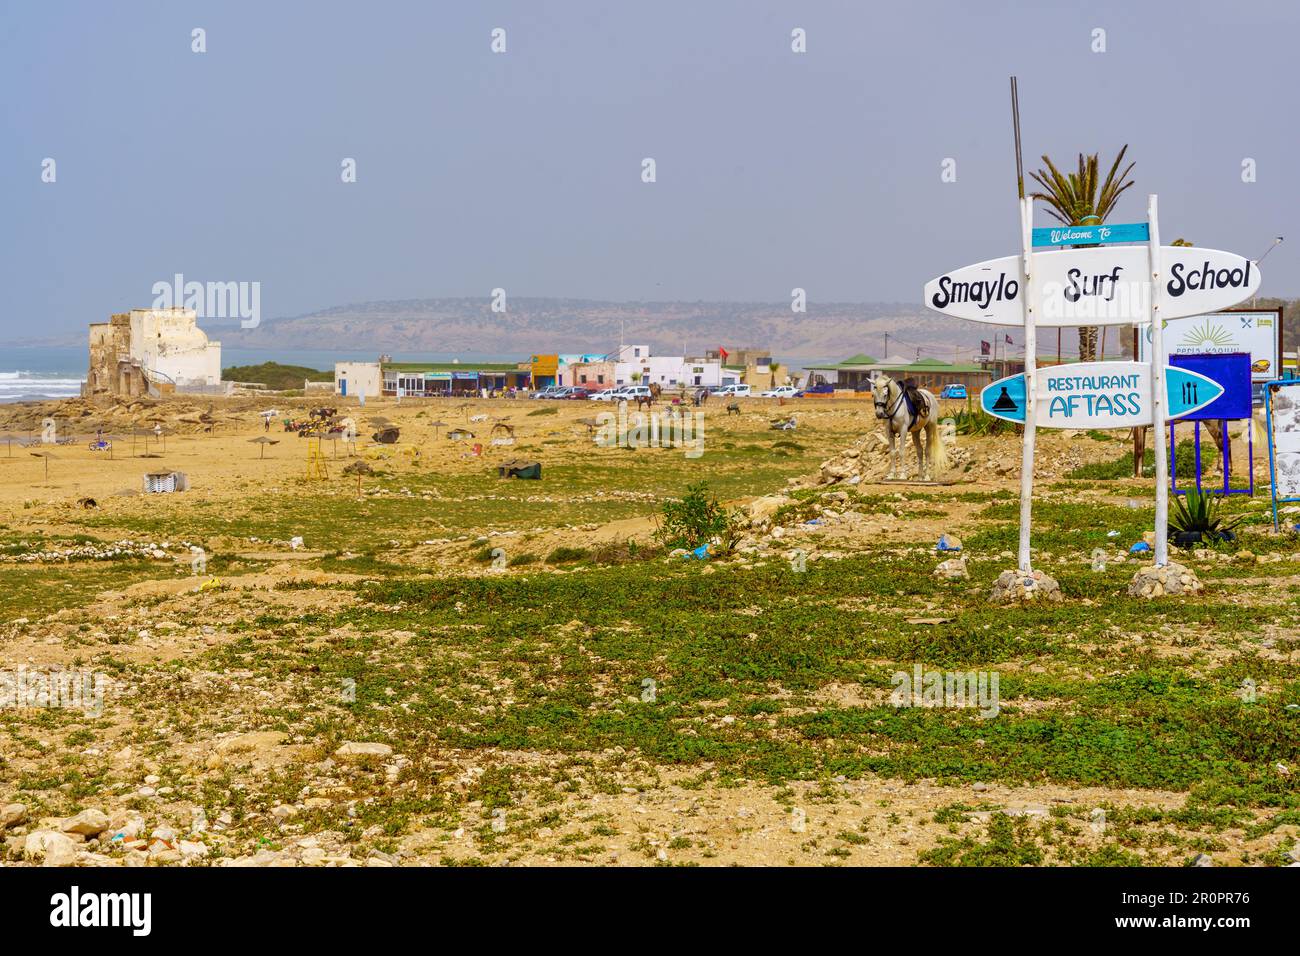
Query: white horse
872 373 941 480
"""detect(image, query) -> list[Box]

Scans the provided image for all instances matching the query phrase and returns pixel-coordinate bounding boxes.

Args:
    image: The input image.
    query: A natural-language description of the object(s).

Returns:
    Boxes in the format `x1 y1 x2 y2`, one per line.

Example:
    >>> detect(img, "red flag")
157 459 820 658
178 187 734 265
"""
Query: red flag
1004 334 1013 345
719 346 729 361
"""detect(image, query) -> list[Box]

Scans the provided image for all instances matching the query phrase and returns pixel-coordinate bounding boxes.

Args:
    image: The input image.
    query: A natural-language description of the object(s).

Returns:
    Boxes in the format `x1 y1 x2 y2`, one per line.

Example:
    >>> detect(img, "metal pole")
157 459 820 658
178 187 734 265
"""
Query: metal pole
1010 77 1025 200
1148 194 1169 567
1017 195 1037 572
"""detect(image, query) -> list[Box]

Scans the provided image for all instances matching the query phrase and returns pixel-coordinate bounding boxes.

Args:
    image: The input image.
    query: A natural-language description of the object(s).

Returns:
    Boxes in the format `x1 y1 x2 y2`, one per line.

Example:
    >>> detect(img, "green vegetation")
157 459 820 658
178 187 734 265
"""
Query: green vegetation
1170 490 1242 540
655 482 746 553
221 361 332 389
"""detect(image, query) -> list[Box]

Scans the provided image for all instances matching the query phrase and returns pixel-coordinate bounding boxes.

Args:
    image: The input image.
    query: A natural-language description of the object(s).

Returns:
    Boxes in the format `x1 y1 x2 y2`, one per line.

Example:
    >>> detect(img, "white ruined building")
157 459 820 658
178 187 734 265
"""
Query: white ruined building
84 308 223 398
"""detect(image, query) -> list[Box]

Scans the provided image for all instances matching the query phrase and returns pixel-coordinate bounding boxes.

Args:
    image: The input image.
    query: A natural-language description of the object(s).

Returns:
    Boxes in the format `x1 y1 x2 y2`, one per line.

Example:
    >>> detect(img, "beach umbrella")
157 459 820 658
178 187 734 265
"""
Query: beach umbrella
342 459 374 495
249 436 279 459
99 433 126 460
429 420 448 439
29 450 56 480
0 433 20 457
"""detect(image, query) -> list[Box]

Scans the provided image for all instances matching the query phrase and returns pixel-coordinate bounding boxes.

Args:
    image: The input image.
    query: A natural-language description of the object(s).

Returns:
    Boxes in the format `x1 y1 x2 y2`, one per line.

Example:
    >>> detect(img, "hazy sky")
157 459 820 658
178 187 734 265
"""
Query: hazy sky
2 0 1296 341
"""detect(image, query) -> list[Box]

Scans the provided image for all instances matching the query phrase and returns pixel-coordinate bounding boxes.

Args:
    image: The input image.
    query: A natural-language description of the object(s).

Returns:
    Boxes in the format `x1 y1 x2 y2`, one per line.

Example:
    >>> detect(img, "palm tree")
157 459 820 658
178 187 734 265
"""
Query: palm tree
1030 145 1136 361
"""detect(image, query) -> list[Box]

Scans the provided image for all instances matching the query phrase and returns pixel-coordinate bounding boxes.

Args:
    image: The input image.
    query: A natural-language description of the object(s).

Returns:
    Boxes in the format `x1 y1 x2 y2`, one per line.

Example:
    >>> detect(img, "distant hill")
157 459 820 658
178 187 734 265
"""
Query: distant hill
218 297 987 362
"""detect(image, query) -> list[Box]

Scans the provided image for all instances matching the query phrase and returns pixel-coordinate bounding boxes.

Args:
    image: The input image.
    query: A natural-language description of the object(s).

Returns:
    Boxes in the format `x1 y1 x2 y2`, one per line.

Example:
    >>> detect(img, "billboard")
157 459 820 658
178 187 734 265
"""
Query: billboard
1140 309 1281 384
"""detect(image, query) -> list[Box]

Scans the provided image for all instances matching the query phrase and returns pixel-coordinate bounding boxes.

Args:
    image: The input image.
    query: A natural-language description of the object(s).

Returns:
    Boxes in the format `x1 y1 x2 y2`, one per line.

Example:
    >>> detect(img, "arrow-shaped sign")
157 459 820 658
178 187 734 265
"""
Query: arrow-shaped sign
980 361 1223 429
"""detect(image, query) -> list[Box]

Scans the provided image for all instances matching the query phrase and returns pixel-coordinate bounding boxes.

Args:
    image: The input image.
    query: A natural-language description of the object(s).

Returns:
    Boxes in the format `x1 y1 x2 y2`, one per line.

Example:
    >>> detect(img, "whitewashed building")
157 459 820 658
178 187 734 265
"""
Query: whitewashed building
612 345 721 389
334 362 383 398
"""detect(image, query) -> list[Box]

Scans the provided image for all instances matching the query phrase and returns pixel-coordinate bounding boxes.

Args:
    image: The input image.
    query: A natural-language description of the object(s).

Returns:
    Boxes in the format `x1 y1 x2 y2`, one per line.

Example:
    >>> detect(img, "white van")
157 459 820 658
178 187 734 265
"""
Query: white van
716 384 752 397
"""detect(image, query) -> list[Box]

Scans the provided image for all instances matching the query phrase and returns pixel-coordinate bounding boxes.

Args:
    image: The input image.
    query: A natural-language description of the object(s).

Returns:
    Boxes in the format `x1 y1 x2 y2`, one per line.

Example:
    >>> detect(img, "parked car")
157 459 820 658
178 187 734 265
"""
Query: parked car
565 388 593 399
939 384 968 400
590 387 631 402
546 386 577 400
531 386 561 400
716 384 752 397
760 385 798 398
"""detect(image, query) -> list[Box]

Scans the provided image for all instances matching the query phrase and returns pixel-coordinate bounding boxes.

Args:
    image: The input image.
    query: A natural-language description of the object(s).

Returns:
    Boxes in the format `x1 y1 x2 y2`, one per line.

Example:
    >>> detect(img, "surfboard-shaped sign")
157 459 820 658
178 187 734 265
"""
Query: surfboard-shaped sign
924 247 1260 327
980 362 1223 429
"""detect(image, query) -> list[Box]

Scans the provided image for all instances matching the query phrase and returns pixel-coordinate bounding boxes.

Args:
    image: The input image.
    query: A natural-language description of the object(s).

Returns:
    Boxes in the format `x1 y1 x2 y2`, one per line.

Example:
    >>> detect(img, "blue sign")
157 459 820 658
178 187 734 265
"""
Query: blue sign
1031 222 1150 248
1165 367 1224 419
980 362 1223 428
981 374 1027 422
1169 353 1252 420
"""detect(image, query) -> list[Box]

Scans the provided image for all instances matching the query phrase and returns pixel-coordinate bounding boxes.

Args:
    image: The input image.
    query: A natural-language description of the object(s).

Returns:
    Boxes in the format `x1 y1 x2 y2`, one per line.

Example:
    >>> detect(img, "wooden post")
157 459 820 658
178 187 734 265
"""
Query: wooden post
1148 195 1170 567
1017 196 1037 572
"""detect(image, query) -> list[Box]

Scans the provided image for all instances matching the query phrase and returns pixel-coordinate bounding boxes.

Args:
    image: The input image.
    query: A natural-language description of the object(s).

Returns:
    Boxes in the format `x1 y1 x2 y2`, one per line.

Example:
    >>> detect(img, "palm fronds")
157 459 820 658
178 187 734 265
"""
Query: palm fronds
1029 145 1135 226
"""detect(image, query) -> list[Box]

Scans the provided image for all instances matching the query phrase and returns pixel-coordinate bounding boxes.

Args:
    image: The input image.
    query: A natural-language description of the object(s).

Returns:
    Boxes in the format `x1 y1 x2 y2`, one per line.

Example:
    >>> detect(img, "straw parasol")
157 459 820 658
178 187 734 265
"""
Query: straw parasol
248 436 279 459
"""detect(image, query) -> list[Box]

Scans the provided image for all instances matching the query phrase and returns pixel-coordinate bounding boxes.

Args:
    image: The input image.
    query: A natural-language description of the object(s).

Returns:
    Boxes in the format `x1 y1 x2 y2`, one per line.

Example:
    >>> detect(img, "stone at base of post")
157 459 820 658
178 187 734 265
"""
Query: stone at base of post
1127 561 1202 598
988 568 1062 604
934 557 968 580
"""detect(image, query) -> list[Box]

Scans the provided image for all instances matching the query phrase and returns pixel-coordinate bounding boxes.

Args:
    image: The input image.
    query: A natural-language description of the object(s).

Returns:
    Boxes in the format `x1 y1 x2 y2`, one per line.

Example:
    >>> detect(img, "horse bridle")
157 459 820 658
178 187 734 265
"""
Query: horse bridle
873 379 905 419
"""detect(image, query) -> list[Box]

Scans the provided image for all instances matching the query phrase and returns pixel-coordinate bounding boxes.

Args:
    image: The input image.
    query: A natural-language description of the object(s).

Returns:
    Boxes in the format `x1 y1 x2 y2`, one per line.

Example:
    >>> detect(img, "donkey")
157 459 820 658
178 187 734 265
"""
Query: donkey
872 373 941 480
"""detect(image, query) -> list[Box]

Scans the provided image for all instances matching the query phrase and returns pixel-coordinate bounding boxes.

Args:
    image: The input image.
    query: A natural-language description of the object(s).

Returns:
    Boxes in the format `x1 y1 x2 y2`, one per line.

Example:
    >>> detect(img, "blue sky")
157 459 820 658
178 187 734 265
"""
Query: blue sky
1 0 1295 341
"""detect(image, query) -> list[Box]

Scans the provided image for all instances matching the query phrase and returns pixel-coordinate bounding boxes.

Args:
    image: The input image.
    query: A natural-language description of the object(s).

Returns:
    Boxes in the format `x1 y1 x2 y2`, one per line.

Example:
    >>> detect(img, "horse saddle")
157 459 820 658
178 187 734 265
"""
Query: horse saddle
900 378 926 425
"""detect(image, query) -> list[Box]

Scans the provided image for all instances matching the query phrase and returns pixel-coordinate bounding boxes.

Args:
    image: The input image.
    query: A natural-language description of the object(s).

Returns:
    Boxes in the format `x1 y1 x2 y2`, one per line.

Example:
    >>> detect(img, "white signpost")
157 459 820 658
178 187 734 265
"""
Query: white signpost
925 193 1260 578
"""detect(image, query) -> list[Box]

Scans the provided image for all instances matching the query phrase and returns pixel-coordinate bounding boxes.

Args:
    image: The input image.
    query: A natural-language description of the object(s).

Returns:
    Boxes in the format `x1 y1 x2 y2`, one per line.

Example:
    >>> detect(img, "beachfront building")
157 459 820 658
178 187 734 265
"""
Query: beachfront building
802 354 992 393
378 360 531 397
530 354 559 389
83 307 222 399
334 361 382 398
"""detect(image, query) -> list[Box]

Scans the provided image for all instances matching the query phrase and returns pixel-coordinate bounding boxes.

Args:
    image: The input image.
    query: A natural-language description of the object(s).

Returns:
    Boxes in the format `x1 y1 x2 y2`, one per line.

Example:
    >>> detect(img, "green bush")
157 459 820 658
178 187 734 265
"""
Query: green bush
546 546 590 563
656 482 746 553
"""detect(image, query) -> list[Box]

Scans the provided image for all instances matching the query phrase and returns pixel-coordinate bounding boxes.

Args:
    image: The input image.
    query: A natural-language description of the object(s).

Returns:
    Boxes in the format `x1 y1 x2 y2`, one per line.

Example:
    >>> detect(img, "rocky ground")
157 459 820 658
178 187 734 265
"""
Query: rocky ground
2 393 1297 867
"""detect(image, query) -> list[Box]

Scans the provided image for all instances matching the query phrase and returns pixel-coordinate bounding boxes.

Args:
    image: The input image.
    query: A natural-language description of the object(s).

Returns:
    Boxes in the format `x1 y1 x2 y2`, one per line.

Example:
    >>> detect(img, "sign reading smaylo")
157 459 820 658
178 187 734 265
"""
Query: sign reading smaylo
594 407 704 458
925 246 1260 326
152 273 261 329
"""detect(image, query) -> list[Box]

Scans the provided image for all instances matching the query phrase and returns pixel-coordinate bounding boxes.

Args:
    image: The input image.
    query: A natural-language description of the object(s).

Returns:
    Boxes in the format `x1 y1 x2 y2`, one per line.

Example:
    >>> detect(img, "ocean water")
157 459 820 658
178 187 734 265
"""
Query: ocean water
0 347 86 403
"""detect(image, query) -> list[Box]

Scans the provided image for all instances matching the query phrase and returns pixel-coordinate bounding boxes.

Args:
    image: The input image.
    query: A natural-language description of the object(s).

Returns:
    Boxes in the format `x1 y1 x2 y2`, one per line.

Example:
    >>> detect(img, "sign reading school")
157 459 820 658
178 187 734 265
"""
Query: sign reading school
980 362 1223 429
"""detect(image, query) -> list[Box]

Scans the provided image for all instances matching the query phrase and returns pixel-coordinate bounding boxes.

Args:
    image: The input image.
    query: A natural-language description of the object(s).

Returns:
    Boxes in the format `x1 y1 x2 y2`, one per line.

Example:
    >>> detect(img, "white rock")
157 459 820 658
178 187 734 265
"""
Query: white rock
61 808 110 836
25 829 76 864
0 803 28 829
334 742 394 763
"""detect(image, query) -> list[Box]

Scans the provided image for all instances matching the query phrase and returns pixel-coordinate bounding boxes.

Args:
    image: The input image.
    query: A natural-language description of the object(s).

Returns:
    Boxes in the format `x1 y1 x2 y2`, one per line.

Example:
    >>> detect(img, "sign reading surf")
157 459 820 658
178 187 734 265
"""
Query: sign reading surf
980 361 1222 429
925 247 1260 327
